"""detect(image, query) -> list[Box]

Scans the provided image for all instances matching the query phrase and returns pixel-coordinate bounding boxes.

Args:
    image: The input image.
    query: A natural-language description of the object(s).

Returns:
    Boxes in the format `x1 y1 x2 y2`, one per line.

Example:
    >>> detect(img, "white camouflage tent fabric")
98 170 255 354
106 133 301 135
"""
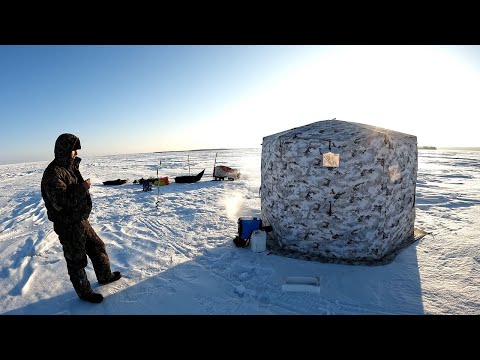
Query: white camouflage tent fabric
260 119 423 264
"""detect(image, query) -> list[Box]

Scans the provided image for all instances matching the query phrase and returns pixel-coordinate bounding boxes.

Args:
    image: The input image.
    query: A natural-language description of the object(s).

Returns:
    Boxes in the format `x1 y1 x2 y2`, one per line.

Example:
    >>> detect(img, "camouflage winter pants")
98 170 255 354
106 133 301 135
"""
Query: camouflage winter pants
54 219 113 297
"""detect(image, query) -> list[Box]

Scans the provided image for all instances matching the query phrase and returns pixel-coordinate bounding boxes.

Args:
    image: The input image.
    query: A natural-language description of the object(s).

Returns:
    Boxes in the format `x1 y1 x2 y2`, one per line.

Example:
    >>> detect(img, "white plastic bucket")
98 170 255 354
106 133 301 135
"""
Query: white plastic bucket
250 230 266 253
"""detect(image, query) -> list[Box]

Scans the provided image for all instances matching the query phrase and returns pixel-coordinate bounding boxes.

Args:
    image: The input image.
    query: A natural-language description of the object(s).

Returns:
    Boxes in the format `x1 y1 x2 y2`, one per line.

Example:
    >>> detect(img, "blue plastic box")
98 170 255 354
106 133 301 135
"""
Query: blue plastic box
238 217 262 240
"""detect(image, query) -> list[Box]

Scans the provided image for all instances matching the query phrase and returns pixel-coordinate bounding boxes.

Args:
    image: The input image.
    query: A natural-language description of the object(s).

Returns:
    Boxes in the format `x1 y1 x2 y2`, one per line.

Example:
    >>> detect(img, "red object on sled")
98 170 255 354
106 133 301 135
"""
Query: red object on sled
154 176 169 186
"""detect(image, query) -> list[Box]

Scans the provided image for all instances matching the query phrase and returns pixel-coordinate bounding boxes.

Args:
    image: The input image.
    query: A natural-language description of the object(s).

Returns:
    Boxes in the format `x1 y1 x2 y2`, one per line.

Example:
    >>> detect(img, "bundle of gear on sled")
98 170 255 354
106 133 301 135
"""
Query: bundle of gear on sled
212 152 240 181
213 165 240 181
134 176 170 191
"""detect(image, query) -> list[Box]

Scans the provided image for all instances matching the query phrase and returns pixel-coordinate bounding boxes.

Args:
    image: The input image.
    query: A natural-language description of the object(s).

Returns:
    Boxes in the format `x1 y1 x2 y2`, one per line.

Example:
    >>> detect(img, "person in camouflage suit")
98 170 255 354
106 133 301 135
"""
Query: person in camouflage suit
41 133 121 303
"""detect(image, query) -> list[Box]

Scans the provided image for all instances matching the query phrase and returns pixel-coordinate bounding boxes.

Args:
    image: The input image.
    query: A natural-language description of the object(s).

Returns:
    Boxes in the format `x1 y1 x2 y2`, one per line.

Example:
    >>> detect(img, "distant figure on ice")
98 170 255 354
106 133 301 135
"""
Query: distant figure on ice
41 133 121 304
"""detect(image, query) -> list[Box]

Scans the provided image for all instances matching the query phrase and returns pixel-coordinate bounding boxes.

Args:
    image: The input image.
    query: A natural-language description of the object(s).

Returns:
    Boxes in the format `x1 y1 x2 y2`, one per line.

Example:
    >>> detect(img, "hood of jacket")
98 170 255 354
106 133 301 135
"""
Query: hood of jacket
54 133 81 167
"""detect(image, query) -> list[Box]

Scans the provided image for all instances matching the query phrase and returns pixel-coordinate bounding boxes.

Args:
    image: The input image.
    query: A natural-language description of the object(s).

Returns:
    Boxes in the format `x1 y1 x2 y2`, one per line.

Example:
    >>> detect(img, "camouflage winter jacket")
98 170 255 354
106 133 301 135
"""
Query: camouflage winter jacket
41 134 92 224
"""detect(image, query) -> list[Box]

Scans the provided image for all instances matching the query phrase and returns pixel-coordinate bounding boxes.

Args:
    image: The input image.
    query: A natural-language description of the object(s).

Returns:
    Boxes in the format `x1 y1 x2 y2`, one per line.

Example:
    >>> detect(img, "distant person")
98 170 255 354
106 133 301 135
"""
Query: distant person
41 133 121 303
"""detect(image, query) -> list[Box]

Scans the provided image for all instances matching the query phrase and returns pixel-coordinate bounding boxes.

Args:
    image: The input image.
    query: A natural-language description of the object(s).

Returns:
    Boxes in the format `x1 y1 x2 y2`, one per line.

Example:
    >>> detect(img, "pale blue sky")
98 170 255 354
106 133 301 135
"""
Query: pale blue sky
1 45 479 164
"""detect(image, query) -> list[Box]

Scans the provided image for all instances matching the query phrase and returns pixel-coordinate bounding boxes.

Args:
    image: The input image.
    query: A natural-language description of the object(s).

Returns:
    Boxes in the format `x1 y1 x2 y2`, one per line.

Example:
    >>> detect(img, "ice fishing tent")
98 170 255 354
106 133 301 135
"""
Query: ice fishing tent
260 119 420 264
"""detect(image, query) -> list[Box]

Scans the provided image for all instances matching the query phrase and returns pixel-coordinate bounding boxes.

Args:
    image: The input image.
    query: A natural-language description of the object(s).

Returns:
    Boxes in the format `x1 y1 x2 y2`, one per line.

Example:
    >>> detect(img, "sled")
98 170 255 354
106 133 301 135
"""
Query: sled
175 169 205 183
102 179 127 185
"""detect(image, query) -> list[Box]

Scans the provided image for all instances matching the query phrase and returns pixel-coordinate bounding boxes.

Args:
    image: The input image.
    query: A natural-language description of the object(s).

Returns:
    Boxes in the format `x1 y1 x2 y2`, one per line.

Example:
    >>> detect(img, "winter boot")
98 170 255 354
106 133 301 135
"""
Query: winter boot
79 291 104 303
98 271 122 285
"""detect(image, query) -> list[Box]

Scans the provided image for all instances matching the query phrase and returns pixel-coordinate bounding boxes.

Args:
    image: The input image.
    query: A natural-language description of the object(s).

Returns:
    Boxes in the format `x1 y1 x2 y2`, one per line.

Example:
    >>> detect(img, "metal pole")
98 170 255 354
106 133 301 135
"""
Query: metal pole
213 152 217 177
155 160 161 208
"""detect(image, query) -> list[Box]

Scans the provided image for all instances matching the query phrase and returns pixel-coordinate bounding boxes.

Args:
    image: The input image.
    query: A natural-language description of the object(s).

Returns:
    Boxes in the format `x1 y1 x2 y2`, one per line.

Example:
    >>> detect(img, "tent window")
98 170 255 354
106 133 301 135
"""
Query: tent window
323 152 340 167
